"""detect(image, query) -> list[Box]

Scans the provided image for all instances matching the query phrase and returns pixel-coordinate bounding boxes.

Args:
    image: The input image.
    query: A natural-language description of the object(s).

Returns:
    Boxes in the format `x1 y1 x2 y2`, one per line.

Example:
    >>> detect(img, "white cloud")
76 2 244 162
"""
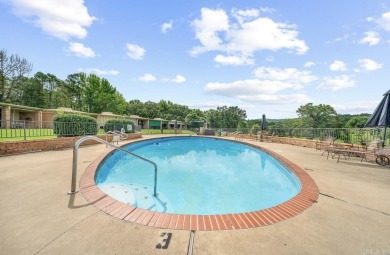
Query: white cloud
237 93 311 104
126 43 145 60
358 59 383 71
318 75 356 91
226 17 308 54
359 31 380 46
377 11 390 31
253 67 317 85
231 8 259 24
188 102 234 109
8 0 95 40
329 60 348 71
204 79 311 104
79 68 119 76
259 7 276 14
161 20 173 34
205 79 285 95
67 42 95 58
190 8 308 66
204 66 315 104
171 75 186 83
162 75 186 83
304 61 315 68
332 101 380 114
138 74 156 82
214 54 254 66
190 8 230 55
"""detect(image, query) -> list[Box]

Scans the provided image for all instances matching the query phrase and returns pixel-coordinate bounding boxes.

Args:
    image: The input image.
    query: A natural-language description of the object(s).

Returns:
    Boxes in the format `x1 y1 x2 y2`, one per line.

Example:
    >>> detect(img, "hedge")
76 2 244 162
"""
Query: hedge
53 114 98 137
104 119 135 133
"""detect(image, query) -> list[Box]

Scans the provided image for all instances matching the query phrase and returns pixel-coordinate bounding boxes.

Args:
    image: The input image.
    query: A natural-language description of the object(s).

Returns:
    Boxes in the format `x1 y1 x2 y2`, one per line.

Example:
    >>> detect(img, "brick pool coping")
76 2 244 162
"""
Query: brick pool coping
80 137 319 231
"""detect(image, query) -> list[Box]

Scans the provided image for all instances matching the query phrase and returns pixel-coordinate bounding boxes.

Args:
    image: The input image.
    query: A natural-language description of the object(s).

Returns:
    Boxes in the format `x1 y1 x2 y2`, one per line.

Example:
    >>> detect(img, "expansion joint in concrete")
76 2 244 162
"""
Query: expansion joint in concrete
319 192 390 216
34 211 100 254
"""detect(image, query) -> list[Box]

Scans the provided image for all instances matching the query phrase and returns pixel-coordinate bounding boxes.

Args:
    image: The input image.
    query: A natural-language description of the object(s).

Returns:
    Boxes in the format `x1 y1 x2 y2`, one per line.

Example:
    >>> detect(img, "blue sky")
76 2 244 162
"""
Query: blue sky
1 0 389 119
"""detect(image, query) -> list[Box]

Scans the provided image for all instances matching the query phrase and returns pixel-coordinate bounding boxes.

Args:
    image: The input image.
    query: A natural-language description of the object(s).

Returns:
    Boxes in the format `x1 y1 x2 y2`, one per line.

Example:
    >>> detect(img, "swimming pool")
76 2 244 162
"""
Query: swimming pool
95 137 301 215
81 136 318 230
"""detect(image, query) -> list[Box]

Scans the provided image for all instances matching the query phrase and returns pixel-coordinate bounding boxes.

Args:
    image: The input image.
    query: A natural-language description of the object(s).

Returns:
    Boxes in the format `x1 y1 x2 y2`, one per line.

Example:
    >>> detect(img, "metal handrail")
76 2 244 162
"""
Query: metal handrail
68 135 158 197
105 130 128 146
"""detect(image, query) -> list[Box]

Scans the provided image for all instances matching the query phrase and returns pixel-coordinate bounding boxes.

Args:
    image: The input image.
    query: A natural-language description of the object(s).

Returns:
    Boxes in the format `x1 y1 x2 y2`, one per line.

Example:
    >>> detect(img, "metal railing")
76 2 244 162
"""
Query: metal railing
209 127 389 146
0 120 134 140
105 130 128 146
69 136 158 197
1 119 388 146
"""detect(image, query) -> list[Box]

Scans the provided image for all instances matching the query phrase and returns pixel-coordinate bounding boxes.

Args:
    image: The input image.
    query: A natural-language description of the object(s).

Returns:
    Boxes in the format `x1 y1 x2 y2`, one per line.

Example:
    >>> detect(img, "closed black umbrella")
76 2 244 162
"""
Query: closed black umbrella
260 114 267 141
364 89 390 146
261 114 267 131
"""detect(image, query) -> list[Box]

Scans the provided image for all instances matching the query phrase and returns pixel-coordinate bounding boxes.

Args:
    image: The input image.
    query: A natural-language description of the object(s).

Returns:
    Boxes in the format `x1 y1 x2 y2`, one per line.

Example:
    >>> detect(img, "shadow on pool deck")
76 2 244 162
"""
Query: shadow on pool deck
0 135 389 254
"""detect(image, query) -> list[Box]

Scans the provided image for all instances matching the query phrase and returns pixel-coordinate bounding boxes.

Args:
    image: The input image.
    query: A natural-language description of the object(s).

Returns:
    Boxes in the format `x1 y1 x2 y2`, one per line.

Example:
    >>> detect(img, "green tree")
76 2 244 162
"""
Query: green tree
127 99 146 116
185 112 203 127
0 49 33 102
237 119 248 133
33 72 64 108
205 109 221 128
64 73 87 111
251 124 260 135
144 101 158 119
113 92 128 115
296 103 337 128
247 119 261 129
21 77 46 107
81 74 126 114
218 106 247 128
157 99 171 118
268 118 307 137
169 103 191 121
345 115 370 128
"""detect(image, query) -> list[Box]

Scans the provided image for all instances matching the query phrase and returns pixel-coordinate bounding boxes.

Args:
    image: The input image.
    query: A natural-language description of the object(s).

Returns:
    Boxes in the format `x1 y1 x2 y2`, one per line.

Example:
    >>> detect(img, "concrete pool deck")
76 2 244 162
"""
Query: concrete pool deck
1 135 389 254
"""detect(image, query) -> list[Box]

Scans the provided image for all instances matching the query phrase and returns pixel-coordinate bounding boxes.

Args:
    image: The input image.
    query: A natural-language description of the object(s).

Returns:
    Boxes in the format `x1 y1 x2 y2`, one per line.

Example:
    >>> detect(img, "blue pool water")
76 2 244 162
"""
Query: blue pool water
96 137 301 215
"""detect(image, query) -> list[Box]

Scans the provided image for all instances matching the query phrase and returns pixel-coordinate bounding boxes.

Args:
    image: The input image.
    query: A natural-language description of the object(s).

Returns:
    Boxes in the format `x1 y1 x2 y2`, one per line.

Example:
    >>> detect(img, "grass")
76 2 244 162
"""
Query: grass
0 135 57 141
0 128 56 141
0 128 196 141
141 129 196 135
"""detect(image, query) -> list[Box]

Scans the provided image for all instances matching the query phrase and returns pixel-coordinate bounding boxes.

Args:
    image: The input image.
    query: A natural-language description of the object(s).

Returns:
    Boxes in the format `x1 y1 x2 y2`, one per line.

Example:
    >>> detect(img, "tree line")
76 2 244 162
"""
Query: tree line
0 49 370 129
0 49 247 128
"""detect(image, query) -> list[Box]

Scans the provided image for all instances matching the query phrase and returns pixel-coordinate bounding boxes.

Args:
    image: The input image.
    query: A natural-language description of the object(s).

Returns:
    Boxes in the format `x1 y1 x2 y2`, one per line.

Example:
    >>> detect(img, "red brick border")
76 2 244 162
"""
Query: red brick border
80 137 319 231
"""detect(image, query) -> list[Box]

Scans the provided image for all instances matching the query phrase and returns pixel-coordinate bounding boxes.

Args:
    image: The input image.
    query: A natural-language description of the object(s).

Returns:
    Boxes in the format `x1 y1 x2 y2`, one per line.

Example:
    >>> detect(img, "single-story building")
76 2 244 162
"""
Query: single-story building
148 118 186 130
0 103 186 130
0 103 43 128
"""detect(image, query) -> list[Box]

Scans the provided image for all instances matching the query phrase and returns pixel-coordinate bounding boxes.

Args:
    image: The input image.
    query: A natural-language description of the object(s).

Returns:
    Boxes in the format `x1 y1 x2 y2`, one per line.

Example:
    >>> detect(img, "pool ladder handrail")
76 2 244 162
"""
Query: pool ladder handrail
68 135 158 197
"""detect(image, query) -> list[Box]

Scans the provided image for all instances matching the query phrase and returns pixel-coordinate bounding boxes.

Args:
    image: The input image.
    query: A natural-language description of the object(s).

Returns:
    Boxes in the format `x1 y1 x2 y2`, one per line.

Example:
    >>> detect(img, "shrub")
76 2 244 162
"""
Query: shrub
104 119 135 133
251 124 260 135
53 114 98 137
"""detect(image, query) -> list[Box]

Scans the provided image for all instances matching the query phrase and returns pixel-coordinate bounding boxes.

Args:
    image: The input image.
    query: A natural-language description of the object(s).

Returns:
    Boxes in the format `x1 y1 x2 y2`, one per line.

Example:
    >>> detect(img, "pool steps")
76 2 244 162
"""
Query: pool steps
98 183 170 212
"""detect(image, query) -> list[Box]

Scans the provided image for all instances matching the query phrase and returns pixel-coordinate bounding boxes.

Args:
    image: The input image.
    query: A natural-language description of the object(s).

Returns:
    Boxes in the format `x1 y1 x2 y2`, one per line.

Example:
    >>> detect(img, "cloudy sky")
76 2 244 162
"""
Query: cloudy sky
1 0 389 119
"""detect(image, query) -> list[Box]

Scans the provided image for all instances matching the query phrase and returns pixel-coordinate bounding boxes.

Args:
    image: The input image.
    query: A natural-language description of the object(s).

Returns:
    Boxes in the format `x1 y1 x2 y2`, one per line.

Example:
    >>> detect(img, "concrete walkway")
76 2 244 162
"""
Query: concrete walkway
0 135 389 254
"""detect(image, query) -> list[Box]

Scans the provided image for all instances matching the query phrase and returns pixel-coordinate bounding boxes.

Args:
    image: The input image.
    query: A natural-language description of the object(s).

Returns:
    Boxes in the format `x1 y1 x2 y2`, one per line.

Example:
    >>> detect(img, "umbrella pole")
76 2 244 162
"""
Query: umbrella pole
382 126 387 147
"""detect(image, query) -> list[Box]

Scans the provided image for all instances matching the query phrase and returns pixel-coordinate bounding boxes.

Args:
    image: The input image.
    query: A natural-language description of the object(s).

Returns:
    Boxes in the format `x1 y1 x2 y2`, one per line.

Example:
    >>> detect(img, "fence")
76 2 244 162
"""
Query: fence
0 120 139 140
214 127 388 146
1 119 388 145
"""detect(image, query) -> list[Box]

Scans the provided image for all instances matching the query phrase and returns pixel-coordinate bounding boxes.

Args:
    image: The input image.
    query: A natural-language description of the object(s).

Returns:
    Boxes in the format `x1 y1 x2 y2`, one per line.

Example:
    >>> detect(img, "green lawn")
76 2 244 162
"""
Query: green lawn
0 128 196 141
0 135 57 141
141 129 196 135
0 128 56 141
